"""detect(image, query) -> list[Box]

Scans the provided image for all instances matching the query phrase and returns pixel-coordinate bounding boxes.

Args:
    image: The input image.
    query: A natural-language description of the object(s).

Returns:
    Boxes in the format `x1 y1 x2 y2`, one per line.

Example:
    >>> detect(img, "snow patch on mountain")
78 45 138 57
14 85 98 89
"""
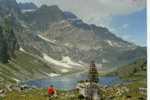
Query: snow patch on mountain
19 47 26 52
61 56 82 66
12 78 20 83
102 59 109 63
78 61 87 65
38 35 56 44
106 40 114 47
113 42 122 47
45 73 60 77
64 43 73 48
105 40 122 47
22 9 36 13
42 53 72 68
61 69 69 73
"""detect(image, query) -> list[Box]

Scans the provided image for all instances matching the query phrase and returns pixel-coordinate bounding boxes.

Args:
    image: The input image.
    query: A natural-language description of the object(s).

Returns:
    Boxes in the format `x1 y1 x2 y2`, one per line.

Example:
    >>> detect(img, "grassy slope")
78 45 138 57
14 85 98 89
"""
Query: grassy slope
109 58 147 88
0 51 57 87
108 58 146 80
3 89 79 100
3 82 146 100
101 58 147 99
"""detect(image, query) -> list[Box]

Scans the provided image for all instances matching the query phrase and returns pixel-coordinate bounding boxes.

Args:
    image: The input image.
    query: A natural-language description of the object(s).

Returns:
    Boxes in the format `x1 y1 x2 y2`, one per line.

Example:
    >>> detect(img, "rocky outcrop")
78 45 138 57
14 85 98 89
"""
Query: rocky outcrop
0 26 9 63
0 19 19 63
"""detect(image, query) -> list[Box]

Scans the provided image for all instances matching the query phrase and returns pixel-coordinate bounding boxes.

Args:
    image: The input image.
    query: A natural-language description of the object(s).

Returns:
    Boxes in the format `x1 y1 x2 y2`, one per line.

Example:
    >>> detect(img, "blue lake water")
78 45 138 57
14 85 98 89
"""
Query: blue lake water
24 72 122 90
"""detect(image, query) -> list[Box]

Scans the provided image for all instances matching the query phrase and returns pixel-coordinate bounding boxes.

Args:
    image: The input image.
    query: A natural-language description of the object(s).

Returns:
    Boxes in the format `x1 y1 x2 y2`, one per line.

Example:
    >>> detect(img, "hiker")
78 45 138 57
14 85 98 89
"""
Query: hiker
76 81 89 99
48 85 57 99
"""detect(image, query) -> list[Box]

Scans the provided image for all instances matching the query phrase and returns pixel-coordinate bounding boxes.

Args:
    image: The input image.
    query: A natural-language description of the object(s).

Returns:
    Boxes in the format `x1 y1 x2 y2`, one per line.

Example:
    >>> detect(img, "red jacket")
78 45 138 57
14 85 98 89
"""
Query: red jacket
48 87 55 95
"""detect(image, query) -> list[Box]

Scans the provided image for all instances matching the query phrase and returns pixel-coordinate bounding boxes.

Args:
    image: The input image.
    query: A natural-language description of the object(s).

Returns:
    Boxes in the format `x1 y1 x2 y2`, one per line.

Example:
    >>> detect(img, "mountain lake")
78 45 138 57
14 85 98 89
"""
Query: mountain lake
22 71 123 90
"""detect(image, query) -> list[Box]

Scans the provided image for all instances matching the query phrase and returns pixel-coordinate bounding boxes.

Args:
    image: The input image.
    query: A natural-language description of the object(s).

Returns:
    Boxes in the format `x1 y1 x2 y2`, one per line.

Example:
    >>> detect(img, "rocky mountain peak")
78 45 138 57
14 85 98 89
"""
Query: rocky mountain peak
22 5 65 31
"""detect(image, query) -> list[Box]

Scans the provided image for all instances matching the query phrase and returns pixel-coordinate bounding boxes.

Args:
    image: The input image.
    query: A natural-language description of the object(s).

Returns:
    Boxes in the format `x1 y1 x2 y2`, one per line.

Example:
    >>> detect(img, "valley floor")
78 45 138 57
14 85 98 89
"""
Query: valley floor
2 80 146 100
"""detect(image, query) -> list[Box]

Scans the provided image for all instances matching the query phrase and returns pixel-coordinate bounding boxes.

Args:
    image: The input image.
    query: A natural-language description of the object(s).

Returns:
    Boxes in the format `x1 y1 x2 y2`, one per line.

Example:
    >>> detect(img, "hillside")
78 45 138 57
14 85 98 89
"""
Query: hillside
112 58 146 78
0 51 59 87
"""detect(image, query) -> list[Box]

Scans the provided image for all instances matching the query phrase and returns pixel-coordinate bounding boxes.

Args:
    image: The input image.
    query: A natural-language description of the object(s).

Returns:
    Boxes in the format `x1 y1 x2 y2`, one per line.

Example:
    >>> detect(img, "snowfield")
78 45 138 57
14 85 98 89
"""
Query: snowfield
38 34 56 44
61 56 82 66
12 78 20 83
21 9 36 13
61 69 69 73
45 73 60 77
64 43 73 48
19 47 26 52
105 40 122 47
102 59 109 63
106 40 114 47
42 53 72 68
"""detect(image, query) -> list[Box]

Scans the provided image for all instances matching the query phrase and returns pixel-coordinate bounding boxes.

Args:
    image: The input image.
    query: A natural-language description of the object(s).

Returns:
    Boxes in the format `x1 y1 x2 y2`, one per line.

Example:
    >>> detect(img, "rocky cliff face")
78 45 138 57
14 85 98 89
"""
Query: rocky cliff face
22 5 65 31
0 26 9 63
0 21 19 63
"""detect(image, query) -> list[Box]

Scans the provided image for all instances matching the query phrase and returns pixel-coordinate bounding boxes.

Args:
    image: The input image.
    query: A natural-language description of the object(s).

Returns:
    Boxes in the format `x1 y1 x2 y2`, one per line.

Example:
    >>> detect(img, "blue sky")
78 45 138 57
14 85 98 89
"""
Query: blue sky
110 8 146 46
17 0 146 46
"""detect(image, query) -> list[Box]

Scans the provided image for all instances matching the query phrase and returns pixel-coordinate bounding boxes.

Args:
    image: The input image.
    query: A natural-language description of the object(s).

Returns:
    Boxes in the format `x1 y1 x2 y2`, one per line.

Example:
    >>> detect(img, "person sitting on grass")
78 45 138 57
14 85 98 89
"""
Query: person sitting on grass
48 85 57 99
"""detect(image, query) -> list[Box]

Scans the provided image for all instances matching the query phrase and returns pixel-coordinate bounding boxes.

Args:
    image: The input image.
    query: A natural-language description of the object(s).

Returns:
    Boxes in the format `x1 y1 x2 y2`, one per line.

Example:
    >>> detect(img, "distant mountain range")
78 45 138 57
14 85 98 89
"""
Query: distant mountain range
0 0 146 84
